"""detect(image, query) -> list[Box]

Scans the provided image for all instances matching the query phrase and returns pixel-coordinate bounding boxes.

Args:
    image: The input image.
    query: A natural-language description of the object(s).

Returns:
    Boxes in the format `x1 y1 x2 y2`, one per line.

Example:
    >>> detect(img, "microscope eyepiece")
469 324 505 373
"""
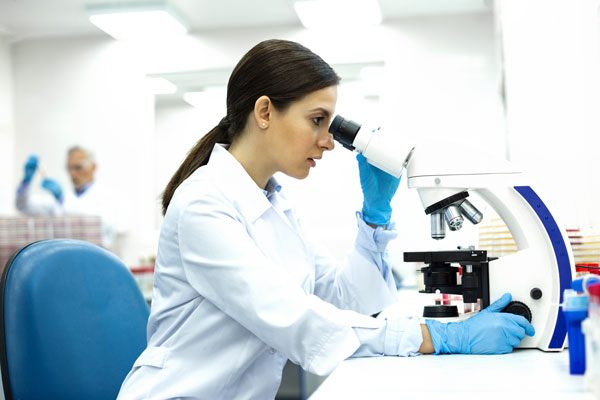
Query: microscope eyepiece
327 114 407 178
328 115 361 151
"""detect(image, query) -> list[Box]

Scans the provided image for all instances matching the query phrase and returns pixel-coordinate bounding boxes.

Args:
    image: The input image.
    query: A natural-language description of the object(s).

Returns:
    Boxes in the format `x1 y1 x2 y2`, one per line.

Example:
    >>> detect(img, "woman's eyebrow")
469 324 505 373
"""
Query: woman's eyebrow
309 107 332 117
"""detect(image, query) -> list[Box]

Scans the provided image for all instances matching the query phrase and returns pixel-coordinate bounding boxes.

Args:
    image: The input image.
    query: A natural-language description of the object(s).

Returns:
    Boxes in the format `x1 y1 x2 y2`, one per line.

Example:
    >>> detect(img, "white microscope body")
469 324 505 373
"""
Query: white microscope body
329 115 575 351
406 145 574 351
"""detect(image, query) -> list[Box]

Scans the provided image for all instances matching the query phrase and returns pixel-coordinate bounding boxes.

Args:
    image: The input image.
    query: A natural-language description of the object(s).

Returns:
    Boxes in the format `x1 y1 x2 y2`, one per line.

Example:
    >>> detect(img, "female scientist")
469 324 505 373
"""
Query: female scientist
118 39 534 399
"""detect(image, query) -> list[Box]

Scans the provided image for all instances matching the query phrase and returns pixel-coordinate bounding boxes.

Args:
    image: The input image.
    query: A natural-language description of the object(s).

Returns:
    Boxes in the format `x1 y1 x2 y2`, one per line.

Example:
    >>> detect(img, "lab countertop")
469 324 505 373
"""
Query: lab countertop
309 349 595 400
309 288 595 399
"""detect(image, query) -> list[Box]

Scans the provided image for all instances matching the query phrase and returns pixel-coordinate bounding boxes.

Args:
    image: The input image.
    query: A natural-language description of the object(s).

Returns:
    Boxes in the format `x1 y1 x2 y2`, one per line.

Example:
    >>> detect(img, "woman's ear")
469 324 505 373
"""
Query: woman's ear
254 95 272 129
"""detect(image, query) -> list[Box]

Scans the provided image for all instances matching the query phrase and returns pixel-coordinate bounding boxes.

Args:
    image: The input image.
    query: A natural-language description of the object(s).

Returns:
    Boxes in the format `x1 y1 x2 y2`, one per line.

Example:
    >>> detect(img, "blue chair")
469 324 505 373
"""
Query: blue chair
0 239 150 400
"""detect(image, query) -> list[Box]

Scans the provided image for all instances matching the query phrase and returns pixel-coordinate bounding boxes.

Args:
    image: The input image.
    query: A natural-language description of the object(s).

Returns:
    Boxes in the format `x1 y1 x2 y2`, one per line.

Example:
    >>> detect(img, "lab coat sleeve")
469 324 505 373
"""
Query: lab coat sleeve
312 212 398 315
351 316 423 357
99 213 117 249
177 195 384 376
15 182 60 215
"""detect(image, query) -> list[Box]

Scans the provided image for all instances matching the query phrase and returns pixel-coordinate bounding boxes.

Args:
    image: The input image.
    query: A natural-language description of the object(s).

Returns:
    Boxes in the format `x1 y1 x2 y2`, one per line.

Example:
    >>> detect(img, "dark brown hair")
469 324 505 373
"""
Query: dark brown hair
161 39 341 214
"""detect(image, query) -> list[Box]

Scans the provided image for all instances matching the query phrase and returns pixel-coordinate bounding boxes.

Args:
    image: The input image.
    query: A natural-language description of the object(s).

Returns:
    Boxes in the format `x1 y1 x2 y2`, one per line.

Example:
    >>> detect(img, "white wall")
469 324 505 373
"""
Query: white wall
9 4 598 269
16 11 568 270
500 0 600 230
12 36 156 265
12 5 594 279
153 13 501 269
0 35 14 215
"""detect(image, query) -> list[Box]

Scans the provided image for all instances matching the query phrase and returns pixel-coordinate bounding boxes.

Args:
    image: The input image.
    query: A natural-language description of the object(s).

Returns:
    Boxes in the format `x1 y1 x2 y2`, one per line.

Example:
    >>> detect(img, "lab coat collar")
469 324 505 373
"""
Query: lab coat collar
75 181 94 197
207 144 289 223
263 178 282 198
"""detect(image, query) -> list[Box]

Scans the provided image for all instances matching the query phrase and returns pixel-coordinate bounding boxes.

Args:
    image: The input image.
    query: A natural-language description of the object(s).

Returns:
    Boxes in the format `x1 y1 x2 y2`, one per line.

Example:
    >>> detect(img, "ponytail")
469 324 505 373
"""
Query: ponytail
161 39 340 216
161 122 230 215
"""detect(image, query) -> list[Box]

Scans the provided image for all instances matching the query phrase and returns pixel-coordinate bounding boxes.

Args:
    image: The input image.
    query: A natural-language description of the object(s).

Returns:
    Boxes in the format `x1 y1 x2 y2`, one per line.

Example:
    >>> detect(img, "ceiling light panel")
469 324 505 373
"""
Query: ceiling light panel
293 0 382 29
87 1 188 41
146 77 177 94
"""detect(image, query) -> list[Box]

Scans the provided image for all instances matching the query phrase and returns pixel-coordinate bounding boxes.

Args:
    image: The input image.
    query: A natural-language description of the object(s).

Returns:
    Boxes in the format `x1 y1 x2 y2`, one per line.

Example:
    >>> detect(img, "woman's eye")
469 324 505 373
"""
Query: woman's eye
312 117 324 125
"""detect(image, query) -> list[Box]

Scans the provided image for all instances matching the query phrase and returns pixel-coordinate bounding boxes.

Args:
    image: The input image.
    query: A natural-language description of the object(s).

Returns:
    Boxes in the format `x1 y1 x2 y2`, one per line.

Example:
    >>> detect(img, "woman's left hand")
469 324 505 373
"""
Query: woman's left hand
357 153 401 226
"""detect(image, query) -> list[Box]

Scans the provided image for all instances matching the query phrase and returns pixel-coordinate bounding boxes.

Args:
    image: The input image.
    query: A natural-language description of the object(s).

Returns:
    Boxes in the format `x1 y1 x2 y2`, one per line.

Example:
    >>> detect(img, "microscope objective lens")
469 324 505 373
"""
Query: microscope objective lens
431 211 446 240
445 205 464 230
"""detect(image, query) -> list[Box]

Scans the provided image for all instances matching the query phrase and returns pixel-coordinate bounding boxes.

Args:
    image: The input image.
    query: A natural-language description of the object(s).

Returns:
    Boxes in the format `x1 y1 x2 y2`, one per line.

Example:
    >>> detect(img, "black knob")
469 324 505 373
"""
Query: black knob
530 288 543 300
501 301 532 323
423 305 458 318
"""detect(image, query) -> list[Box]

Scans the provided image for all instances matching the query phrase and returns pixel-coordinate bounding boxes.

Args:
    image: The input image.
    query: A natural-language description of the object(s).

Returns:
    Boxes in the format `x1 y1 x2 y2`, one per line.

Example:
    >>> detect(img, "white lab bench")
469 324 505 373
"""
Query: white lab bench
309 289 596 400
309 347 595 400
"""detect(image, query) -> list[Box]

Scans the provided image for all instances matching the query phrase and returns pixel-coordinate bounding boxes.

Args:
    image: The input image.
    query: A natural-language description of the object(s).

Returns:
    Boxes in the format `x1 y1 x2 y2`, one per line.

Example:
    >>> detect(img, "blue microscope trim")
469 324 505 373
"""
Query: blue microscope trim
514 186 572 349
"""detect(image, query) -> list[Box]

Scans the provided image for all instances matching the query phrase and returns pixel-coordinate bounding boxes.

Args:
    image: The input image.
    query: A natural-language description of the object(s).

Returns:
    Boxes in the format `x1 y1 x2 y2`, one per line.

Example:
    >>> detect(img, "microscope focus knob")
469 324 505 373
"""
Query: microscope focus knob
501 301 532 323
530 288 543 300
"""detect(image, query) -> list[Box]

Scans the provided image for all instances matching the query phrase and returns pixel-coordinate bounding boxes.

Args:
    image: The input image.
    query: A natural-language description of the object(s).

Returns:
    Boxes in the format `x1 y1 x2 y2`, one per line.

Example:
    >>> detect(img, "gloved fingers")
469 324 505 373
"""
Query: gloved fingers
23 155 39 182
356 153 370 178
41 178 62 199
25 155 38 166
506 313 535 337
484 293 512 313
506 332 522 348
526 324 535 336
357 152 401 226
41 179 59 189
356 153 376 187
357 153 400 185
506 322 526 342
504 322 527 350
503 314 535 347
356 153 367 164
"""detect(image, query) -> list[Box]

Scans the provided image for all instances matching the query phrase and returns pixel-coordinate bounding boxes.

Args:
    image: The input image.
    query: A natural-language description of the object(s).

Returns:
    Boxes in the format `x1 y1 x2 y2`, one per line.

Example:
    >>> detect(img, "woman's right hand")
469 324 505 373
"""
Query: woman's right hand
424 293 535 354
356 154 400 227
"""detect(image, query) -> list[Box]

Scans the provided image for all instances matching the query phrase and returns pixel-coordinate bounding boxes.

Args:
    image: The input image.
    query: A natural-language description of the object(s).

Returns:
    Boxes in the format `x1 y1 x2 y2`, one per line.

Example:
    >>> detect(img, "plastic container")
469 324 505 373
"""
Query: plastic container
563 288 589 375
584 283 600 396
572 274 600 293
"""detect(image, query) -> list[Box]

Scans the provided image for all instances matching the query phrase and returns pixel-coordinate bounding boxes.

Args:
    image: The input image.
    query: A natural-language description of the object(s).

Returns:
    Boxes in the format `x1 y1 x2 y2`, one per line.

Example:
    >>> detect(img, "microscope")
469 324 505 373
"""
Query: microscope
329 115 574 351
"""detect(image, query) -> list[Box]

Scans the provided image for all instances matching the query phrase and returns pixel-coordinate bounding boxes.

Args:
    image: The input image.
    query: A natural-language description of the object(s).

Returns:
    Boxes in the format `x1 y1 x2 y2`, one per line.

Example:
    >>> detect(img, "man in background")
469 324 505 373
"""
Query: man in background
16 146 115 248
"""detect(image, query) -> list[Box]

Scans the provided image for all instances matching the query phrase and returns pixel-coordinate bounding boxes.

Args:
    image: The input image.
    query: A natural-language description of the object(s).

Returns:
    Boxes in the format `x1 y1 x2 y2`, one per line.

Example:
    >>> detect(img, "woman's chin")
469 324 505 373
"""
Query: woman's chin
286 169 310 180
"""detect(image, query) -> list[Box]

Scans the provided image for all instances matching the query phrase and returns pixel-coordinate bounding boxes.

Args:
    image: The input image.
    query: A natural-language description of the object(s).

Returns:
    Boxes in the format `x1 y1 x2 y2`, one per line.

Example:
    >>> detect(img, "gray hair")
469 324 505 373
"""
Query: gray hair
67 145 95 164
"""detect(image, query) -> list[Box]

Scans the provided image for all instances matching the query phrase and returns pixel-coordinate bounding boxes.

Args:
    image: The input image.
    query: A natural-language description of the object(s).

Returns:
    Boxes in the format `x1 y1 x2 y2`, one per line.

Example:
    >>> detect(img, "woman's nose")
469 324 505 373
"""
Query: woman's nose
319 132 335 151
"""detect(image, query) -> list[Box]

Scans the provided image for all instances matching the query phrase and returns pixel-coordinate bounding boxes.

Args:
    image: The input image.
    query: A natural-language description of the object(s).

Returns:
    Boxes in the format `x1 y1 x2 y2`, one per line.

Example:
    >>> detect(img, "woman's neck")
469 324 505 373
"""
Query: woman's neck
228 132 274 190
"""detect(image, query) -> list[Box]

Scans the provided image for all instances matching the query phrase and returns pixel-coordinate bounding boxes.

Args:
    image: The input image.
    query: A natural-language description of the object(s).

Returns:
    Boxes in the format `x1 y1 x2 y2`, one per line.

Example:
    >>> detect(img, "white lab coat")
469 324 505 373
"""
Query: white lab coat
117 144 401 400
15 181 116 248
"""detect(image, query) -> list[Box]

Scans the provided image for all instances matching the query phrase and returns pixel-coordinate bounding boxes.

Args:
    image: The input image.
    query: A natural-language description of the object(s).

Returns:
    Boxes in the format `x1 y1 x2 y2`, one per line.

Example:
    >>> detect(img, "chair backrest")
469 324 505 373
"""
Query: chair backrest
0 239 150 400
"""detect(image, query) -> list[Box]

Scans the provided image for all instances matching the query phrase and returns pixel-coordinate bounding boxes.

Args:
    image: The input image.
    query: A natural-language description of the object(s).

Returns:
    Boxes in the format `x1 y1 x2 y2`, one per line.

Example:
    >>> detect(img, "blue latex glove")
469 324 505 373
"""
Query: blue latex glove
425 293 535 354
22 155 38 184
41 178 63 203
357 153 401 226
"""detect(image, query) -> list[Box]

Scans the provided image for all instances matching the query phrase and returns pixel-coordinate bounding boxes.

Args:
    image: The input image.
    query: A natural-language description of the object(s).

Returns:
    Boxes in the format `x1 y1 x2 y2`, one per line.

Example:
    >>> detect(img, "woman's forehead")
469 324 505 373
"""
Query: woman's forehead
297 86 338 110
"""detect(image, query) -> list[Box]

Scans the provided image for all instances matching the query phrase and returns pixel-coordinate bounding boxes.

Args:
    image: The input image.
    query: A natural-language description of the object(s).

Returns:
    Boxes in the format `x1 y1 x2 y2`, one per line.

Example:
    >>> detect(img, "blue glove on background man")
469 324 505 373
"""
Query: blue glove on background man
425 293 535 354
22 155 38 184
357 153 401 226
41 178 64 203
